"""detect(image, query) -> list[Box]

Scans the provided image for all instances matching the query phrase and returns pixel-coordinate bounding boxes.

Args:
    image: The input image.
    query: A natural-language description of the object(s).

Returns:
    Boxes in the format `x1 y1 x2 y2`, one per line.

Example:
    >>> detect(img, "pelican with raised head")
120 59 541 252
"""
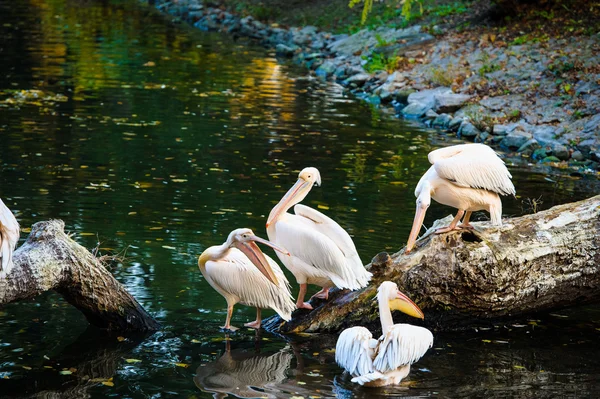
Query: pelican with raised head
335 281 433 386
0 198 19 279
198 228 296 330
266 167 371 310
406 143 515 253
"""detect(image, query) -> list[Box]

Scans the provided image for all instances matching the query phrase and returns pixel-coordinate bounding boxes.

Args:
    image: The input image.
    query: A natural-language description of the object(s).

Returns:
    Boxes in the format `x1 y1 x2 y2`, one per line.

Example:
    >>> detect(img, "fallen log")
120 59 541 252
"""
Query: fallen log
0 219 160 332
264 194 600 334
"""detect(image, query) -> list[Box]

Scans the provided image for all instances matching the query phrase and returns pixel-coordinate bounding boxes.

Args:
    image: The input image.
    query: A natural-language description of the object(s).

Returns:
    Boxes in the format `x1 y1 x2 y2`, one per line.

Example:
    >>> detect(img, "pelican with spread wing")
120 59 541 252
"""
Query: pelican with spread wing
198 228 296 330
0 198 19 278
406 143 515 253
335 281 433 386
266 167 371 310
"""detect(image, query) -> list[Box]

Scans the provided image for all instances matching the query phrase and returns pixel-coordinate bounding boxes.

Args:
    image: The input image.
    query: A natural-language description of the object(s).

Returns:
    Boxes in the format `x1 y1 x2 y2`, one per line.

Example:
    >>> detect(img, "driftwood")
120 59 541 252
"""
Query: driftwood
264 195 600 334
0 220 160 332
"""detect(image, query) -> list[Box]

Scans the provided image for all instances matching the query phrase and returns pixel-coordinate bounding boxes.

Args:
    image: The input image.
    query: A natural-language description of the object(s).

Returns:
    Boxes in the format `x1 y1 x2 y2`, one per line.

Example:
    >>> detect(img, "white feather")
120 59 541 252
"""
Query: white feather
428 143 515 196
0 198 20 278
204 249 295 320
373 324 434 373
294 204 371 287
335 326 377 377
271 211 371 290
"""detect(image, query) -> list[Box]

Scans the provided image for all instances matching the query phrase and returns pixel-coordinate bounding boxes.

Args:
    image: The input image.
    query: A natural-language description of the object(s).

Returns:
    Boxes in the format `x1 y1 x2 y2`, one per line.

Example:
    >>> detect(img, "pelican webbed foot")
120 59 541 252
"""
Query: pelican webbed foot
243 320 261 329
220 325 239 332
296 301 313 310
434 225 462 234
310 287 330 301
458 223 474 230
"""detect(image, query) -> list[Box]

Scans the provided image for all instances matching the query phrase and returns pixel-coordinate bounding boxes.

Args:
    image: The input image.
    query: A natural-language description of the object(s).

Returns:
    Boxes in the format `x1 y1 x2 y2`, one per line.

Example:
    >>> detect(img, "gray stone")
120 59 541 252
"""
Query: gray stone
425 109 439 120
532 125 557 146
571 150 584 161
275 44 297 57
305 52 324 60
551 144 570 160
394 89 415 104
448 117 463 132
476 131 490 143
432 114 453 128
293 33 311 45
333 66 347 79
344 73 372 86
315 61 337 78
310 40 325 50
480 95 525 112
501 132 530 150
434 93 471 113
458 122 481 138
401 101 431 118
517 139 541 155
300 25 318 35
328 25 432 57
408 87 452 110
584 113 600 133
492 124 509 136
379 90 393 102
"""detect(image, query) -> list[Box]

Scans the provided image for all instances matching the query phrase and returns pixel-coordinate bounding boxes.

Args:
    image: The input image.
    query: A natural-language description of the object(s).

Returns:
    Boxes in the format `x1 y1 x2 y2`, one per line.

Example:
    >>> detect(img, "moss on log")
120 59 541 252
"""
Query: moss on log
264 195 600 334
0 220 160 332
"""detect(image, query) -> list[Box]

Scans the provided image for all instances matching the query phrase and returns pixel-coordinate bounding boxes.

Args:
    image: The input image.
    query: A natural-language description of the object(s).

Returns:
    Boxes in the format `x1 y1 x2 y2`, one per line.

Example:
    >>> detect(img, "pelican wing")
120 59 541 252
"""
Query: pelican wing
294 204 371 287
204 249 295 320
275 215 362 290
335 326 378 377
0 199 20 277
428 144 515 196
373 324 433 373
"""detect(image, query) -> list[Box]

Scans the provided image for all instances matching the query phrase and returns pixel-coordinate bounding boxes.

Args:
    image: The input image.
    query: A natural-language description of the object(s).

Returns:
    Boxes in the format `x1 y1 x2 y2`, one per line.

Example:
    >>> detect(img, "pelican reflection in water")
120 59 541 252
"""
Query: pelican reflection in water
194 340 294 398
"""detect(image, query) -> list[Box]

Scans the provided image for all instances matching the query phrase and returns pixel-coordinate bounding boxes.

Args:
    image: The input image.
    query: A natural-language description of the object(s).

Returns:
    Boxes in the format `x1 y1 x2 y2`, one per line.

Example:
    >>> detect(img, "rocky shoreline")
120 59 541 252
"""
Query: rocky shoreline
149 0 600 172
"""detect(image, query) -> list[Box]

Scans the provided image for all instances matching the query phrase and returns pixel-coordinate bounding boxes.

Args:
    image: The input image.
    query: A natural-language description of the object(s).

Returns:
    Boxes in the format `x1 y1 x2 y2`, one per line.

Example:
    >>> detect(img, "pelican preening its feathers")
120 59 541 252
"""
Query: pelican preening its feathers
335 281 433 386
266 167 372 310
198 228 296 330
406 143 515 253
0 198 20 279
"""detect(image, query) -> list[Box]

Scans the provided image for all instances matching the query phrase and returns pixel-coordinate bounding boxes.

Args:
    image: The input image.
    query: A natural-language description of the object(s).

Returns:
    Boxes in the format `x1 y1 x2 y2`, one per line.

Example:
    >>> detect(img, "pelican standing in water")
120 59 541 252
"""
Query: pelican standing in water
198 228 296 330
266 167 371 310
0 198 19 278
335 281 433 386
406 143 515 253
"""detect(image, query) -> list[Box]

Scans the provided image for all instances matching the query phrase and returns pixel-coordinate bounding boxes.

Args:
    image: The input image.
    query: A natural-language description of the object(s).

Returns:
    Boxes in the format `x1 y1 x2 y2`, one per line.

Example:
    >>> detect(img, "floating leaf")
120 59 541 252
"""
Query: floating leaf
124 358 142 364
175 363 189 368
59 370 72 375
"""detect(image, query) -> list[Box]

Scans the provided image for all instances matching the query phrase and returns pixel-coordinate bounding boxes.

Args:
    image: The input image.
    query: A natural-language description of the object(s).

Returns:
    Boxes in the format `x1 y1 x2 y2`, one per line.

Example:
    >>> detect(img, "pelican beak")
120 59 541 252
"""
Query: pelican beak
234 236 289 286
266 178 311 227
406 203 427 254
389 290 424 319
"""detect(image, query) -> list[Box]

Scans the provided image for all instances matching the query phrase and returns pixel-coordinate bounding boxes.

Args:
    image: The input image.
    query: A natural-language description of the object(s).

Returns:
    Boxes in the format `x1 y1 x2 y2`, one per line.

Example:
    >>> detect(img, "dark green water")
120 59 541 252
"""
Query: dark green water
1 0 599 397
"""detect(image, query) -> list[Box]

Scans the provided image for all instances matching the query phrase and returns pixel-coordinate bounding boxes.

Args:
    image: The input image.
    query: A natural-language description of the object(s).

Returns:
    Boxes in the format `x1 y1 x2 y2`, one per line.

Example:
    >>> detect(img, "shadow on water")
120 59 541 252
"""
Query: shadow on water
0 327 153 398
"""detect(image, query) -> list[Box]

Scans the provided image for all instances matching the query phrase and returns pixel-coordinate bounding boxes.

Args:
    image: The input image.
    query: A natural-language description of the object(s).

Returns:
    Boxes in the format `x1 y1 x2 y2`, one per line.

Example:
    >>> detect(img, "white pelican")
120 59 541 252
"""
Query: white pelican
0 198 19 278
335 281 433 386
266 167 372 310
406 143 515 253
198 228 296 330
